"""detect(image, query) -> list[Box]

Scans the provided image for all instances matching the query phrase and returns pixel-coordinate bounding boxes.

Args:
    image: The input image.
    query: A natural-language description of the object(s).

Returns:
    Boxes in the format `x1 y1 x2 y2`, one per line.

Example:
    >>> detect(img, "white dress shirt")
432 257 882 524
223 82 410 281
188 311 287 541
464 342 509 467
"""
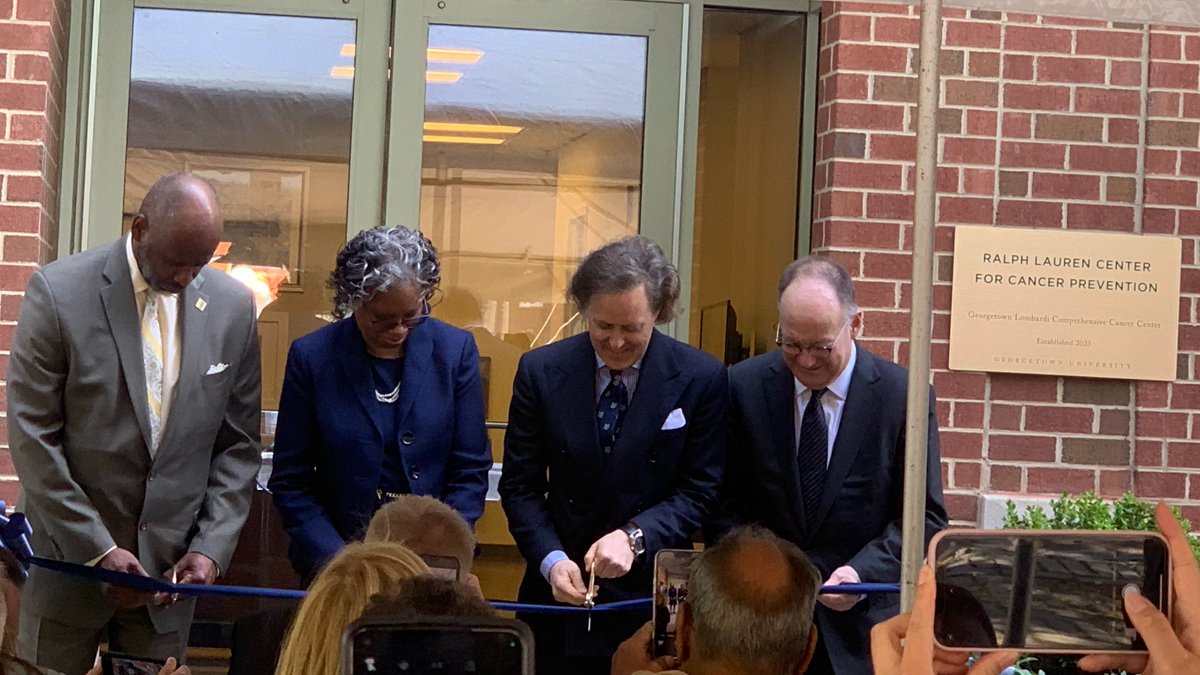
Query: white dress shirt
793 342 858 467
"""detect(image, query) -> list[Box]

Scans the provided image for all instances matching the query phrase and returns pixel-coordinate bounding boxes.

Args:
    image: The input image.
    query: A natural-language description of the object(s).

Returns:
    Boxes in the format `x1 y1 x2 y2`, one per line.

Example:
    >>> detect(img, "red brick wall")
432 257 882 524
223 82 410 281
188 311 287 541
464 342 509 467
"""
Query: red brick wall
0 0 69 503
813 2 1200 524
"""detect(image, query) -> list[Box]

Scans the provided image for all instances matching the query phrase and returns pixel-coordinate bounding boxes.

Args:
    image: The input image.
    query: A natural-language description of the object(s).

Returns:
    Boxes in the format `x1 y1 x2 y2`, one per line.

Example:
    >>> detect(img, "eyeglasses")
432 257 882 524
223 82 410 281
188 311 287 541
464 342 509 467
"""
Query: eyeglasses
372 300 432 331
775 320 850 358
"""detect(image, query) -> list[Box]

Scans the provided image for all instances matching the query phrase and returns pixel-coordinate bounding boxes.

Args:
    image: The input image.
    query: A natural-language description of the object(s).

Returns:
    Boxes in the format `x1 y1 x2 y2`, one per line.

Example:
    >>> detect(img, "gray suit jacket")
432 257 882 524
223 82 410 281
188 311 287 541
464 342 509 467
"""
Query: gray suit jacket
7 239 262 632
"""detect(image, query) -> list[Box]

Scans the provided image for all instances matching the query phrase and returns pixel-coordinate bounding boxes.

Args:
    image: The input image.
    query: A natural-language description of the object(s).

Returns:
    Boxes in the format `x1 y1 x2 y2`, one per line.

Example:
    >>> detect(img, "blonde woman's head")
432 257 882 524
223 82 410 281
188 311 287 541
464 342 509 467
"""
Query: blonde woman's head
275 541 429 675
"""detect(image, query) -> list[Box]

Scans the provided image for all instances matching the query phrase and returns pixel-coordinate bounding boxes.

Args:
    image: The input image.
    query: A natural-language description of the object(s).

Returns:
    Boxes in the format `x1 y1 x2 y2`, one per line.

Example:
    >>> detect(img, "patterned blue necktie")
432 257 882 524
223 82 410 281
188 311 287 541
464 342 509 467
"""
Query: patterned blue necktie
597 369 628 456
797 388 828 529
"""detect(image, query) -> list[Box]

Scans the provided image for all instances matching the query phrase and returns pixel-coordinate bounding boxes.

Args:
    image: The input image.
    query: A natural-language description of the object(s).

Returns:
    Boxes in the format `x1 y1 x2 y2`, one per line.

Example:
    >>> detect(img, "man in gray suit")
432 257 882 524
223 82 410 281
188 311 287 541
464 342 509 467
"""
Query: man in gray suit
7 173 262 672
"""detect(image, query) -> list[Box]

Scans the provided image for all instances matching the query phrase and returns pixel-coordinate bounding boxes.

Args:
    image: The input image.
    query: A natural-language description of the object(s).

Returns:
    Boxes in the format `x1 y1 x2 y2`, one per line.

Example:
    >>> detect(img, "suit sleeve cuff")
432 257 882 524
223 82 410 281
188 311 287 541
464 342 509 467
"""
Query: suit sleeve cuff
539 550 568 581
86 546 117 567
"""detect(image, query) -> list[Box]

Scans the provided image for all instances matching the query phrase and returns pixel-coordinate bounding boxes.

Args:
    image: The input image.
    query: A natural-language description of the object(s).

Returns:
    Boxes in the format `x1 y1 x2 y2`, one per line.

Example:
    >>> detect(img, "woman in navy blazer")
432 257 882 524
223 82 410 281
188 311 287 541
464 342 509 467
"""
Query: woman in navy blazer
269 226 491 581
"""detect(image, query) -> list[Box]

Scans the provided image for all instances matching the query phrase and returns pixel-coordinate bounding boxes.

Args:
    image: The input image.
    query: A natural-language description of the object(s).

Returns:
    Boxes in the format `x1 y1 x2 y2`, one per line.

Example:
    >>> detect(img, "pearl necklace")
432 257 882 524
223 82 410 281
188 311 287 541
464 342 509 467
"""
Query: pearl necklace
375 381 401 404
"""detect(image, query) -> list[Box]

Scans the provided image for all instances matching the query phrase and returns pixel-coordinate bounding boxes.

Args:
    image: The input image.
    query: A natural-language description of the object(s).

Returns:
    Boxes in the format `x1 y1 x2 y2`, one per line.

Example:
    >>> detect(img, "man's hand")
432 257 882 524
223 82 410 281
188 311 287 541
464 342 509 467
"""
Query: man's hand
871 566 1017 675
155 552 218 606
549 559 588 605
98 548 153 610
586 530 636 579
1078 502 1200 675
817 565 865 611
611 622 677 675
173 552 218 585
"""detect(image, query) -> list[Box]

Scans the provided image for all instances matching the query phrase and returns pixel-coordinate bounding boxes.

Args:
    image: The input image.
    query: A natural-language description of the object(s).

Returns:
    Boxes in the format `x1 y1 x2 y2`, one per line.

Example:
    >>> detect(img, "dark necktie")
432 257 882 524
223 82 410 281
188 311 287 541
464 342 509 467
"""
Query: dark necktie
797 388 828 528
597 369 628 456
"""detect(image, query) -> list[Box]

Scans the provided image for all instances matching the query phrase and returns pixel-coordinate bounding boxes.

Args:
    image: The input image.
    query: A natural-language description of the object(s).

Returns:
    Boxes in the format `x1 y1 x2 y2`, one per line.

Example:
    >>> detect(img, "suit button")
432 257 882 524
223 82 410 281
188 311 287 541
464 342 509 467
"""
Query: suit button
401 432 415 446
410 468 420 480
139 522 148 532
147 473 155 482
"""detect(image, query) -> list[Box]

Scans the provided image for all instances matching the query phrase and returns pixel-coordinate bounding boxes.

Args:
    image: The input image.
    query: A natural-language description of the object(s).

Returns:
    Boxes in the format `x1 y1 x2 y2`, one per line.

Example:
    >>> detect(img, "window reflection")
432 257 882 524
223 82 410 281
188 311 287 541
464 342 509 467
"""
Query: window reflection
421 25 649 423
121 8 357 409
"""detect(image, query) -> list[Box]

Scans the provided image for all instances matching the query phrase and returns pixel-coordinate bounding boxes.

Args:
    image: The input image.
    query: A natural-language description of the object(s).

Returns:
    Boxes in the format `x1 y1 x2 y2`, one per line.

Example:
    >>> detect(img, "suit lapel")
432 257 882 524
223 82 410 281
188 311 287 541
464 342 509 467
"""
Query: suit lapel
812 345 880 531
99 241 154 455
762 354 804 529
547 334 604 491
161 274 211 448
337 319 385 441
395 322 433 433
610 331 685 468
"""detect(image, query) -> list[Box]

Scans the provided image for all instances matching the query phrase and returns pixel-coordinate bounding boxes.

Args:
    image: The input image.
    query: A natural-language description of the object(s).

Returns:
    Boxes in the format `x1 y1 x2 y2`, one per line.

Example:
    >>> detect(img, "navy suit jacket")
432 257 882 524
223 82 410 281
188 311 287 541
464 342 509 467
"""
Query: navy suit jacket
269 317 491 579
714 346 947 674
500 331 727 607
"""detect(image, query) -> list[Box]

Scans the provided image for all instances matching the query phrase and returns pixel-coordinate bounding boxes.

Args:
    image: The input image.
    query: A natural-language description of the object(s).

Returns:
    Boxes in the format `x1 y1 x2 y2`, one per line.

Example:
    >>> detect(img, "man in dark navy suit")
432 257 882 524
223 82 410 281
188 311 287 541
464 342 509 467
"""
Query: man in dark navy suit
499 236 727 675
711 256 947 675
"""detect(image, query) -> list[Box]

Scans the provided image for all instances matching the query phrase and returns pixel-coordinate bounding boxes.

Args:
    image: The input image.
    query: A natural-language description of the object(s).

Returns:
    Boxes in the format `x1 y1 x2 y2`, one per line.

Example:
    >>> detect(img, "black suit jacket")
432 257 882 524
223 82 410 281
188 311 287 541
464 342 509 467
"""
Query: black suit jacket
499 331 727 652
714 345 947 673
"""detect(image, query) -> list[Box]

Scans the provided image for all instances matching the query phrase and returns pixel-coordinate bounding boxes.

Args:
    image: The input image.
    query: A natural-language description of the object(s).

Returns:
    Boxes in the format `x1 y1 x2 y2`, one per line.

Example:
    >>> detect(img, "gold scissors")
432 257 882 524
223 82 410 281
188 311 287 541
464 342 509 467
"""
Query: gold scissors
584 563 597 632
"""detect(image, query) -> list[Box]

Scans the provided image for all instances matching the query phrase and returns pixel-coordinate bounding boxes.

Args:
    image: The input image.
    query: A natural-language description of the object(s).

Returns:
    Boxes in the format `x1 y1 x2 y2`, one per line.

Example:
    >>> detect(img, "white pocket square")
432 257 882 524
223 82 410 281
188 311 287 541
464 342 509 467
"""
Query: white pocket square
661 408 687 430
205 363 229 375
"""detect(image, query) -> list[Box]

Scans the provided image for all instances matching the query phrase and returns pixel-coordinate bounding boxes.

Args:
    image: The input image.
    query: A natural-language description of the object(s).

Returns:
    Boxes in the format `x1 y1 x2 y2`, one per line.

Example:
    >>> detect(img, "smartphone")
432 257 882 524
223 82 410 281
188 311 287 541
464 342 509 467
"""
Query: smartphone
342 616 533 674
929 529 1170 653
101 652 167 675
419 554 462 582
652 549 700 658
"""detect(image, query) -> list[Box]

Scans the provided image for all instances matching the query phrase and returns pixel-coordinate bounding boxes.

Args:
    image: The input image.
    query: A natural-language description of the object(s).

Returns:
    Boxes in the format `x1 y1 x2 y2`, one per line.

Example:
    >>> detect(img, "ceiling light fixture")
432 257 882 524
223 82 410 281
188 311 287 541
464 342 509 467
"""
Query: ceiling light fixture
423 122 523 134
426 70 463 84
330 66 355 79
340 43 356 57
427 47 484 64
423 134 506 145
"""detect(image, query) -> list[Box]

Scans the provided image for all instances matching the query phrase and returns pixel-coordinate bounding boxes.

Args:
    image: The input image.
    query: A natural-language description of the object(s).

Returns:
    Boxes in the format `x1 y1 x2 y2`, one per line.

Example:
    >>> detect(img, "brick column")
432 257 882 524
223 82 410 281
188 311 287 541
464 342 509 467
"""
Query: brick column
0 0 69 503
813 1 1200 524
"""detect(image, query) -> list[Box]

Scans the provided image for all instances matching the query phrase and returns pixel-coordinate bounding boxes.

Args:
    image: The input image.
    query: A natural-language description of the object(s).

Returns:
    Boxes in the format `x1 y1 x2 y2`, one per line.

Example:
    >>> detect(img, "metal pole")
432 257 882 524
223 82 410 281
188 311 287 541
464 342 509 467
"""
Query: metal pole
900 0 943 613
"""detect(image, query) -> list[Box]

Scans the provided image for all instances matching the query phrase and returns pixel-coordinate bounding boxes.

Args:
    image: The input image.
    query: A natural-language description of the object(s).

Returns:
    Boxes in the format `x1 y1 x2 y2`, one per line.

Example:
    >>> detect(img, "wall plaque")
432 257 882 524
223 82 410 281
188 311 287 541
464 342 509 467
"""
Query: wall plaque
949 226 1181 381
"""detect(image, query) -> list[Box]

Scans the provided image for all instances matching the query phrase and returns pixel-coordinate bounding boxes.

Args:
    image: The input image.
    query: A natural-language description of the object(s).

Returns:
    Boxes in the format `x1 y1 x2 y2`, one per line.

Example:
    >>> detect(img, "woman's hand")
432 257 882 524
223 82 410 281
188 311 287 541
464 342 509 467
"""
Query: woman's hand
871 565 1018 675
1079 502 1200 675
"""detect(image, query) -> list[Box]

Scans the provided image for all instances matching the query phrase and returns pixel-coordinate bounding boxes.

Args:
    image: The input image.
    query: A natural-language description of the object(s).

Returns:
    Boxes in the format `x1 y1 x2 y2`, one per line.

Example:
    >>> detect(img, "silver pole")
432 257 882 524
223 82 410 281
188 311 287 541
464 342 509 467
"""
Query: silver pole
900 0 943 613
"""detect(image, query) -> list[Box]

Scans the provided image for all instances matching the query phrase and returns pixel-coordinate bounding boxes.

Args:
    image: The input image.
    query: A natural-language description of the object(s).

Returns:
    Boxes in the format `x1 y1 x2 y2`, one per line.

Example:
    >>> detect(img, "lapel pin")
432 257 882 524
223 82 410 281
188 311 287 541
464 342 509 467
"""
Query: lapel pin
195 298 208 312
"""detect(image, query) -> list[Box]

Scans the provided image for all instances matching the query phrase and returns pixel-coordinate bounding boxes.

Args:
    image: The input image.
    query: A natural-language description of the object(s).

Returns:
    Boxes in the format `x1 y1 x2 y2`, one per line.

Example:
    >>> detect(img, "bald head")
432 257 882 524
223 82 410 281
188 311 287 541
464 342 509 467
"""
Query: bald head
132 173 223 294
686 526 821 674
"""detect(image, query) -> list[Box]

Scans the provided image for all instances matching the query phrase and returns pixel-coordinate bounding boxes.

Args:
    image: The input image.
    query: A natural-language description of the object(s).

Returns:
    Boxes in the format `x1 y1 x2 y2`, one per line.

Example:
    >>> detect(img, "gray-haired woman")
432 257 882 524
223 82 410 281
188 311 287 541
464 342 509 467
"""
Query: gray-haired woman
269 225 491 582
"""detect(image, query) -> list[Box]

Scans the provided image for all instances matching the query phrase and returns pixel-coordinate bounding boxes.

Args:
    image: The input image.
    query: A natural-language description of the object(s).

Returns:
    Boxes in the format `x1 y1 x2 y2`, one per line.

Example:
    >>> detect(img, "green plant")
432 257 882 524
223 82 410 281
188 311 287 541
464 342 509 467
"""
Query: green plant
1003 491 1200 560
998 491 1194 675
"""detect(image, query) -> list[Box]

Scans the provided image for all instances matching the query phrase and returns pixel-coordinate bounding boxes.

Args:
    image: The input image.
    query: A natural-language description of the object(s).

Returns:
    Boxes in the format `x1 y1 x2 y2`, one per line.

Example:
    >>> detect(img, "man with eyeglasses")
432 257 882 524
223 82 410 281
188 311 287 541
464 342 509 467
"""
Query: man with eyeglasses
708 256 947 675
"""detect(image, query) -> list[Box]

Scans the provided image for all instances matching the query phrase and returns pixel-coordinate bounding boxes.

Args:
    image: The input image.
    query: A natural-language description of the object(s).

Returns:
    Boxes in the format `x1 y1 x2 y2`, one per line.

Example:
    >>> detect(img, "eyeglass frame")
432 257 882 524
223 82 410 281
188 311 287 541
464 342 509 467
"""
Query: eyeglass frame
775 319 852 358
367 298 433 331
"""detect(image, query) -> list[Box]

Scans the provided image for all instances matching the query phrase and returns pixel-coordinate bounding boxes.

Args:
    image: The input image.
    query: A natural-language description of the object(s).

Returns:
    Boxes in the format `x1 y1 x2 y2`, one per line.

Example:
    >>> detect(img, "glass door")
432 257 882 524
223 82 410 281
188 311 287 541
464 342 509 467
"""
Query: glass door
387 0 690 427
83 0 390 409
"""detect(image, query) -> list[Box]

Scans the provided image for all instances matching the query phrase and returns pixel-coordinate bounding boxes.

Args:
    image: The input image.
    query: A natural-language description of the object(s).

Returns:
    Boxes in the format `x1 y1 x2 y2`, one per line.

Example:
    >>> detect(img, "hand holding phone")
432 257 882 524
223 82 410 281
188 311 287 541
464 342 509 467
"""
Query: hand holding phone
100 652 177 675
1078 502 1200 674
652 549 699 658
930 529 1170 653
870 567 1019 675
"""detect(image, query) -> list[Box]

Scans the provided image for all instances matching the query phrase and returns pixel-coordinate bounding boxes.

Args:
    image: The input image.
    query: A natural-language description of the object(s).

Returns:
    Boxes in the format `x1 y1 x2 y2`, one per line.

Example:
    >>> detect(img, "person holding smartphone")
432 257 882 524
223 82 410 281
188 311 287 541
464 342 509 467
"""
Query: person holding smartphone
500 237 727 675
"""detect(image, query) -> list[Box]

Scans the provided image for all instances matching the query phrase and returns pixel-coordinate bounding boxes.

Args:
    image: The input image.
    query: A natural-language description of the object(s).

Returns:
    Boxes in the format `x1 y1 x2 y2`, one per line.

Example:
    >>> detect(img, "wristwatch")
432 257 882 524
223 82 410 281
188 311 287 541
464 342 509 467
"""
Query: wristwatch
620 522 646 558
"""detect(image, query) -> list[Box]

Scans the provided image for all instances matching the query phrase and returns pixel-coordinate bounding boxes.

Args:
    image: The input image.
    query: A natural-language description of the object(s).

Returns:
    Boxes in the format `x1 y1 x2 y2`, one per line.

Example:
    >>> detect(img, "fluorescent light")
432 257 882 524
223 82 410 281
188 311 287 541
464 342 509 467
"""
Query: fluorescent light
340 43 356 57
423 122 523 134
423 134 506 145
330 66 355 79
427 47 483 64
426 70 463 84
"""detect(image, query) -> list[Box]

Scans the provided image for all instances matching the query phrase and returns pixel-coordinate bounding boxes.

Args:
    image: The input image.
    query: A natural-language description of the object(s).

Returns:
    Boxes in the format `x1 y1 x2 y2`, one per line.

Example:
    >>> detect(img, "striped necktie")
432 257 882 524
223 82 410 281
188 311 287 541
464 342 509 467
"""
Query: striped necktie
141 290 164 453
797 388 828 529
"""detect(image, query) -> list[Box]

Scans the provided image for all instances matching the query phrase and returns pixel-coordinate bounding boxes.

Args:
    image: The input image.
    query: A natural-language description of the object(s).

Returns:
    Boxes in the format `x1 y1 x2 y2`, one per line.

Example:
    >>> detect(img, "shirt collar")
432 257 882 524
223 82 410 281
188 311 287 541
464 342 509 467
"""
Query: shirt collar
794 341 858 402
595 353 644 373
125 234 151 295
